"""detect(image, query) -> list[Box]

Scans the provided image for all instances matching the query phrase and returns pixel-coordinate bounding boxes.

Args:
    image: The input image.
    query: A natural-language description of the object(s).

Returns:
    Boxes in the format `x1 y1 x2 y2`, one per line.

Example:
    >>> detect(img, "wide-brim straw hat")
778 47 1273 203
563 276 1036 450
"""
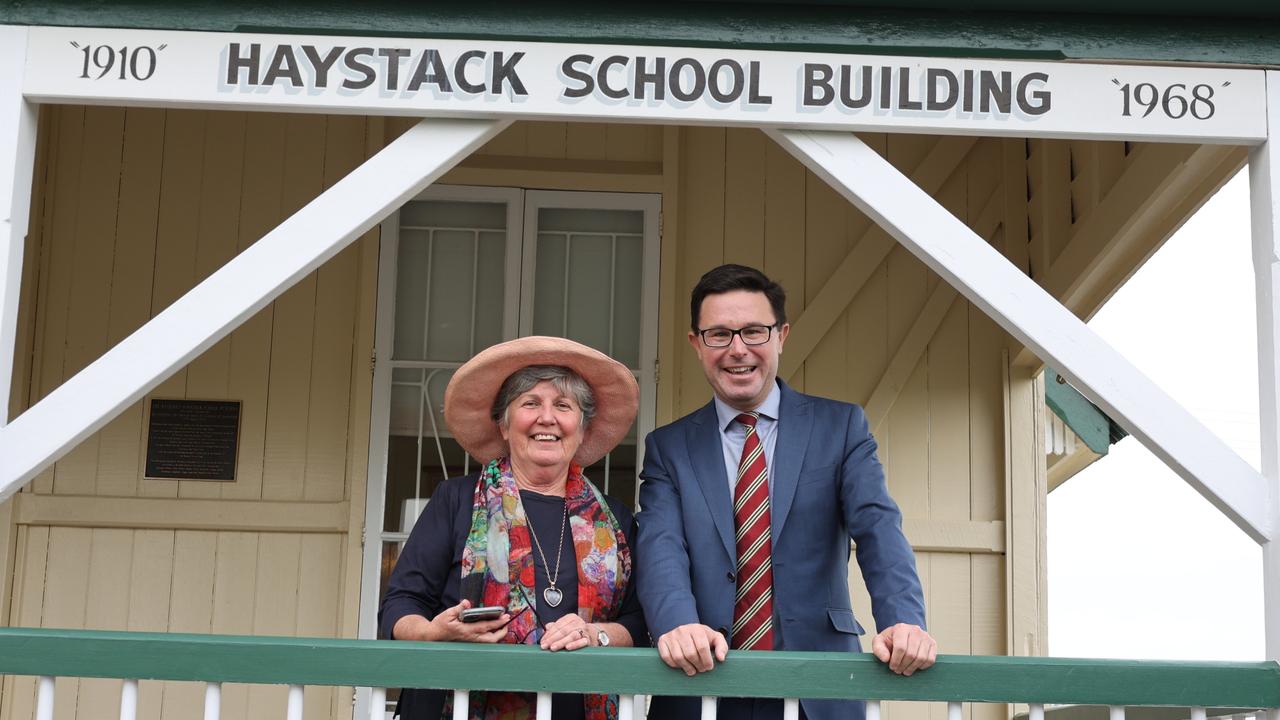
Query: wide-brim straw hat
443 336 639 466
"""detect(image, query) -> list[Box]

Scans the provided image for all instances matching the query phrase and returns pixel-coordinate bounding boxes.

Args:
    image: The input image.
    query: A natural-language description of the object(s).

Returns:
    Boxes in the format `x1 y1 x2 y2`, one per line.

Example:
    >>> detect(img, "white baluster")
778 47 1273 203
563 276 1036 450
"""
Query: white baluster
535 692 552 720
620 693 634 720
783 698 800 720
204 683 222 720
119 679 138 720
370 688 386 720
286 685 303 720
867 700 882 720
452 690 468 720
949 701 963 720
1030 704 1045 720
35 676 54 720
701 696 717 719
1190 708 1207 720
1109 706 1125 720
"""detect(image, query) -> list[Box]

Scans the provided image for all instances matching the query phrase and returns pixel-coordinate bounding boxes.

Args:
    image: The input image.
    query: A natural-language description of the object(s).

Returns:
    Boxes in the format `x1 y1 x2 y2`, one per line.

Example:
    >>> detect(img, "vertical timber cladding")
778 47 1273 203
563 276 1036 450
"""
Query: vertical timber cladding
3 104 370 720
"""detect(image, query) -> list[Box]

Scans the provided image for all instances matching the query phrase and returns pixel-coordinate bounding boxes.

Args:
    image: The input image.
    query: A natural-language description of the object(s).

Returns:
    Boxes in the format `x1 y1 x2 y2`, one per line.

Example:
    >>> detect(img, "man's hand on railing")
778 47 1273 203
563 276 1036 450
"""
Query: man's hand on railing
656 623 729 677
392 600 512 644
871 623 937 676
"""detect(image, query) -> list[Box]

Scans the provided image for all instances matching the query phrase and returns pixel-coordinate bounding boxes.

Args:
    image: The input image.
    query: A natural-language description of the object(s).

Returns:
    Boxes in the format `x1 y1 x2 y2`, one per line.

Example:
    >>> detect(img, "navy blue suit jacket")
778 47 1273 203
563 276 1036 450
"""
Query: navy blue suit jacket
636 381 926 720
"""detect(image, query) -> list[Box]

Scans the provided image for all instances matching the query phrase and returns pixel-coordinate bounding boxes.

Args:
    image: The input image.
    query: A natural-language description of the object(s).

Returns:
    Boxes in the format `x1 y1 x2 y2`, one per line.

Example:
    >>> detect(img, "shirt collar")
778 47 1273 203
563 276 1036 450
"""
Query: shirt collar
713 380 782 432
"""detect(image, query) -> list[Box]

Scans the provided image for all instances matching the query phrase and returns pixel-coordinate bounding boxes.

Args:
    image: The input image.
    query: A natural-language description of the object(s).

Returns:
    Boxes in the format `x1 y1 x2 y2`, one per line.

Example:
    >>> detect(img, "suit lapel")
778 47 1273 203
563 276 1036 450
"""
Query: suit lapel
771 382 812 543
687 402 736 562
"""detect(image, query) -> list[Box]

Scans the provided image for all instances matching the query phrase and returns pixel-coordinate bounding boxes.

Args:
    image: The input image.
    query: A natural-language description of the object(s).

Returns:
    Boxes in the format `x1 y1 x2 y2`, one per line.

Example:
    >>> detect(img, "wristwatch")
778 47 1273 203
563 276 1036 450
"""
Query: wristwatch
595 627 610 647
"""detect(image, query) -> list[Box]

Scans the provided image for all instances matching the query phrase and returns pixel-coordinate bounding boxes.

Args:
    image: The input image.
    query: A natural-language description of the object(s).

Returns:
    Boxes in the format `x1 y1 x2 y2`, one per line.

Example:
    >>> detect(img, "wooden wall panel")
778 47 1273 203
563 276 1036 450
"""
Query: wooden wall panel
224 113 287 503
7 106 371 719
96 108 165 499
3 528 346 720
139 110 204 499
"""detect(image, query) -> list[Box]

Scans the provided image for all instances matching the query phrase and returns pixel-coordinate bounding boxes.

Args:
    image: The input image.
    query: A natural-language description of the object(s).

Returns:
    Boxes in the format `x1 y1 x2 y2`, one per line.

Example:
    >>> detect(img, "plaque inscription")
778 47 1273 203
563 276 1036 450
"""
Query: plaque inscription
144 399 241 481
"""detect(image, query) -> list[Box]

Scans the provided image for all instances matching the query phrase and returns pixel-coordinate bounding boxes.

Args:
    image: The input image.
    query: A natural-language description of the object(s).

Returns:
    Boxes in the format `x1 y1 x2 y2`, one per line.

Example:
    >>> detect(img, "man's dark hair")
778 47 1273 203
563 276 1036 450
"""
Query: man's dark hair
690 264 787 331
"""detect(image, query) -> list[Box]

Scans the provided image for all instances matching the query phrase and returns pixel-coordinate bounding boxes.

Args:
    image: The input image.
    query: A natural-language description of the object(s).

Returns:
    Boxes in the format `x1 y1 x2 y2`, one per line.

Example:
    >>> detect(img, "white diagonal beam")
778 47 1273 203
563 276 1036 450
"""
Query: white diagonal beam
768 127 1272 544
0 117 507 495
0 26 37 426
1248 69 1280 659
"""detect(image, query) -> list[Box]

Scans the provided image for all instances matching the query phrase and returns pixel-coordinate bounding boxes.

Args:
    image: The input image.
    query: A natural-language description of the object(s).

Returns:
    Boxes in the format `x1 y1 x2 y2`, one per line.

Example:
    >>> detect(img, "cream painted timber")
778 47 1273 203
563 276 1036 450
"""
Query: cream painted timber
1011 141 1243 367
1 526 346 720
902 519 1005 554
780 136 978 380
1006 360 1050 658
12 494 349 533
0 112 506 494
1047 441 1104 492
866 284 960 432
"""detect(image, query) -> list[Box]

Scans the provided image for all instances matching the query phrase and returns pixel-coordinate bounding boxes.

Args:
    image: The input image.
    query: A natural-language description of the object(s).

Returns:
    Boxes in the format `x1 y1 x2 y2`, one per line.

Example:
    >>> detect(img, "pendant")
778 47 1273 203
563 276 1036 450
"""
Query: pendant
543 586 563 608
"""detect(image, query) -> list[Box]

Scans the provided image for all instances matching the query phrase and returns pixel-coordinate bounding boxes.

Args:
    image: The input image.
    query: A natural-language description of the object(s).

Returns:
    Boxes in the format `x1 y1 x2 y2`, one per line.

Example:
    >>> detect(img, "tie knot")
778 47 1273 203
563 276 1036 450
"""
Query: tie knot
736 412 759 429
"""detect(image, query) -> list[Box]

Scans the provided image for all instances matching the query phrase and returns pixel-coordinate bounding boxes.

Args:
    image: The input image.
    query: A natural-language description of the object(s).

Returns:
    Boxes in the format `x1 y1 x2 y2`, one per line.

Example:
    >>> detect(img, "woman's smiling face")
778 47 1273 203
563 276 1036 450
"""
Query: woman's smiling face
500 380 585 470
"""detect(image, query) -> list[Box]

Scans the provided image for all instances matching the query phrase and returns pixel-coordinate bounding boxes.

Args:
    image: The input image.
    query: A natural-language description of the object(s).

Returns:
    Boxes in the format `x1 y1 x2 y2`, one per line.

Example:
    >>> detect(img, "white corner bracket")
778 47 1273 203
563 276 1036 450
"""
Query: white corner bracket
767 127 1273 545
1248 69 1280 661
0 25 38 427
0 116 509 495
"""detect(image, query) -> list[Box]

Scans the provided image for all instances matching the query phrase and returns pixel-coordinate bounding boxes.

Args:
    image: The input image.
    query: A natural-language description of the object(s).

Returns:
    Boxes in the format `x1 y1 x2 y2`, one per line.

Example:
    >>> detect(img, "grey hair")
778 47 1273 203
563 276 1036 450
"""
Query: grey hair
491 365 596 430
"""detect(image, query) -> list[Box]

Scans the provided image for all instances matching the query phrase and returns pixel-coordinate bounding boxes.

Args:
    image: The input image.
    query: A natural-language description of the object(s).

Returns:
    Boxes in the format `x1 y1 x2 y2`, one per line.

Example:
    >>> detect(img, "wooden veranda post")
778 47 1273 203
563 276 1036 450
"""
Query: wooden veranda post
1249 69 1280 672
0 25 37 427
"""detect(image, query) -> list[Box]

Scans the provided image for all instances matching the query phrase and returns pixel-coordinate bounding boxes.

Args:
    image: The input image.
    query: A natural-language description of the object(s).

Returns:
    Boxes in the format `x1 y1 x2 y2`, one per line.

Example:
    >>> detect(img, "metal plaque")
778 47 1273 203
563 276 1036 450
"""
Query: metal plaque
144 399 241 481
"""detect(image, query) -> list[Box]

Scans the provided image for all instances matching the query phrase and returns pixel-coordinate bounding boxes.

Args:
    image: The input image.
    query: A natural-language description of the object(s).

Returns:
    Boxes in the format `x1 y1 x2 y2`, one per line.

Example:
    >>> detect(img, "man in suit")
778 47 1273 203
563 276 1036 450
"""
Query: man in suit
637 264 936 720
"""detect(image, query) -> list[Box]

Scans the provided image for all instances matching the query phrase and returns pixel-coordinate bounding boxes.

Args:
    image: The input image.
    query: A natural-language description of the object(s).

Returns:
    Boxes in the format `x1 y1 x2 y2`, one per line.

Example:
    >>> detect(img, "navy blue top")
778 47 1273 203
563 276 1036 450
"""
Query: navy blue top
379 473 647 719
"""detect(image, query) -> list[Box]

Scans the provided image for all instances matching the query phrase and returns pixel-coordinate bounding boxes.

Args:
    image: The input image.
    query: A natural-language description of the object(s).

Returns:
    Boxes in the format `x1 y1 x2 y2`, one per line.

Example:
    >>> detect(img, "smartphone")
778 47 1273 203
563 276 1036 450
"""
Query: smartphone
459 605 505 623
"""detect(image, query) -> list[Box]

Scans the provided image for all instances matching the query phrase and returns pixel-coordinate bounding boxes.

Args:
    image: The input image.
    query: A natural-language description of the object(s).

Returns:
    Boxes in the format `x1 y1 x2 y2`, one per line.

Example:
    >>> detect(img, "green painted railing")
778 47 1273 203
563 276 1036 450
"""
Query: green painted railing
0 628 1277 711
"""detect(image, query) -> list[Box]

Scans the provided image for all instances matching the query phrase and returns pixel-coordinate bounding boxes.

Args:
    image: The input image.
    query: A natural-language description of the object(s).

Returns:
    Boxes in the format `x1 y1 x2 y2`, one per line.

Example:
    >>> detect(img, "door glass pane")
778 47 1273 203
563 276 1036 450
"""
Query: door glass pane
393 201 507 362
531 208 644 368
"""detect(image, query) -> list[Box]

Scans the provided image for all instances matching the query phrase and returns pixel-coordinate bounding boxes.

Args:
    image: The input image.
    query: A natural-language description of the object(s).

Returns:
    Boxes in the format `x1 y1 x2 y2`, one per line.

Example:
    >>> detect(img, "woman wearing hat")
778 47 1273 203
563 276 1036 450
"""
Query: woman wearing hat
378 336 647 720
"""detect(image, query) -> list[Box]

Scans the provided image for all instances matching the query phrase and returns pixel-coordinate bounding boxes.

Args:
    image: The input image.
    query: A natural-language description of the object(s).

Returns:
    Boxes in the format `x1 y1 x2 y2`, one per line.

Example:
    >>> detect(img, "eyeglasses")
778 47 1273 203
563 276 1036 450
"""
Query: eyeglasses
695 324 778 348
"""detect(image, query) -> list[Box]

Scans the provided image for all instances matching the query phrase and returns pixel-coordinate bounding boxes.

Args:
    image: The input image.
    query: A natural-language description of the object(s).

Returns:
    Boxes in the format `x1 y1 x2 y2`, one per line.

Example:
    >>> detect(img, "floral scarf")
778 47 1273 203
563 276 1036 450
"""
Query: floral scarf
446 457 631 720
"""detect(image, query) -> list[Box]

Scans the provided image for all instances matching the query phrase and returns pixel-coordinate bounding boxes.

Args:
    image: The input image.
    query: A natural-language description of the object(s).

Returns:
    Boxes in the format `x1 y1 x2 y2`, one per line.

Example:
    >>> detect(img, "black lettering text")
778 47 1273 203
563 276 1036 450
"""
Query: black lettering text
803 63 834 107
226 42 260 85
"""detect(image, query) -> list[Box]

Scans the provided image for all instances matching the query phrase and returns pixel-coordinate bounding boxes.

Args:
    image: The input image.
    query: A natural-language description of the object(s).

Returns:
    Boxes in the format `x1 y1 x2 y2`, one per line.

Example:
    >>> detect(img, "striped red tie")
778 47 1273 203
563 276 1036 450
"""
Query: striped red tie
732 412 774 651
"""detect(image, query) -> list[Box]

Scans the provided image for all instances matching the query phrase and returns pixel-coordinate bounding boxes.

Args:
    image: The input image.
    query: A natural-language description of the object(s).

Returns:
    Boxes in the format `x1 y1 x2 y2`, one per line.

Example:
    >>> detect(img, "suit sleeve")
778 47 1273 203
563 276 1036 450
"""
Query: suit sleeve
838 406 927 632
635 431 702 639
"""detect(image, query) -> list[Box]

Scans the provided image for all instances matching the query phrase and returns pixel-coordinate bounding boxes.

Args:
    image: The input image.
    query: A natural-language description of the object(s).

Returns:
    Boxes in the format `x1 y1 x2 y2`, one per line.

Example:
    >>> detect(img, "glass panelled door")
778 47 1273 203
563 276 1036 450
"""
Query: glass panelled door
360 185 659 650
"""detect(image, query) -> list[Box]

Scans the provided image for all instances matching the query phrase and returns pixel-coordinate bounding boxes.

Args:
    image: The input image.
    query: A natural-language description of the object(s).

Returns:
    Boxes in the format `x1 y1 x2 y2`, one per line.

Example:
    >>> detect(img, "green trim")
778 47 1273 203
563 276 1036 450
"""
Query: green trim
1045 368 1120 455
0 629 1276 707
3 1 1280 67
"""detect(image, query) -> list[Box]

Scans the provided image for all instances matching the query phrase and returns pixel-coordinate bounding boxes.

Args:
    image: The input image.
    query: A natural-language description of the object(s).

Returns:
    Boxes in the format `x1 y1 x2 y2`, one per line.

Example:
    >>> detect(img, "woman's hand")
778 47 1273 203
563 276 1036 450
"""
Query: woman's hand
422 600 511 643
540 614 593 652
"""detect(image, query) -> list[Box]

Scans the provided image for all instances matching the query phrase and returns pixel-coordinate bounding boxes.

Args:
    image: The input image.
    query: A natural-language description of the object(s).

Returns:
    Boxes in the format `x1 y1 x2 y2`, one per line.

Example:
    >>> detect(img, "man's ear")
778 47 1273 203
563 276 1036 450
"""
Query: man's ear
776 323 791 351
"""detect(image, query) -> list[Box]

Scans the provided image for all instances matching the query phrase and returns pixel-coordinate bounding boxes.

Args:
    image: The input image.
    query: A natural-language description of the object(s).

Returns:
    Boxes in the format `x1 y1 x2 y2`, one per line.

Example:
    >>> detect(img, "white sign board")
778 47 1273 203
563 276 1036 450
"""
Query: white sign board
20 26 1268 143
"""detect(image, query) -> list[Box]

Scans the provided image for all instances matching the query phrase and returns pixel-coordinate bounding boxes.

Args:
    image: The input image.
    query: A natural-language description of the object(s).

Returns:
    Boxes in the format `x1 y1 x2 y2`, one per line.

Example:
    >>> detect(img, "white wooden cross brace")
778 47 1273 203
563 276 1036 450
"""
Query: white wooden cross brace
0 116 508 495
767 127 1273 544
0 26 38 427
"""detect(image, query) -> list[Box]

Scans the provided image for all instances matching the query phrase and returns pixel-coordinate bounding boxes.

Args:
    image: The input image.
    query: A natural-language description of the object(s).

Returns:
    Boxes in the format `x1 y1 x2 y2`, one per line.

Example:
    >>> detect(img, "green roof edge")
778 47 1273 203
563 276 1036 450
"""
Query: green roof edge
4 1 1280 67
1045 368 1127 455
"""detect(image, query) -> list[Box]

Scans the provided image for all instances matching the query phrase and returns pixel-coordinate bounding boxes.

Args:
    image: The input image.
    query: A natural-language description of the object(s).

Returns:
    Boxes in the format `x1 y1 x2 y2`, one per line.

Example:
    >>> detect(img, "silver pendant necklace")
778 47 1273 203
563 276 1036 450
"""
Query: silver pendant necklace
527 496 570 608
